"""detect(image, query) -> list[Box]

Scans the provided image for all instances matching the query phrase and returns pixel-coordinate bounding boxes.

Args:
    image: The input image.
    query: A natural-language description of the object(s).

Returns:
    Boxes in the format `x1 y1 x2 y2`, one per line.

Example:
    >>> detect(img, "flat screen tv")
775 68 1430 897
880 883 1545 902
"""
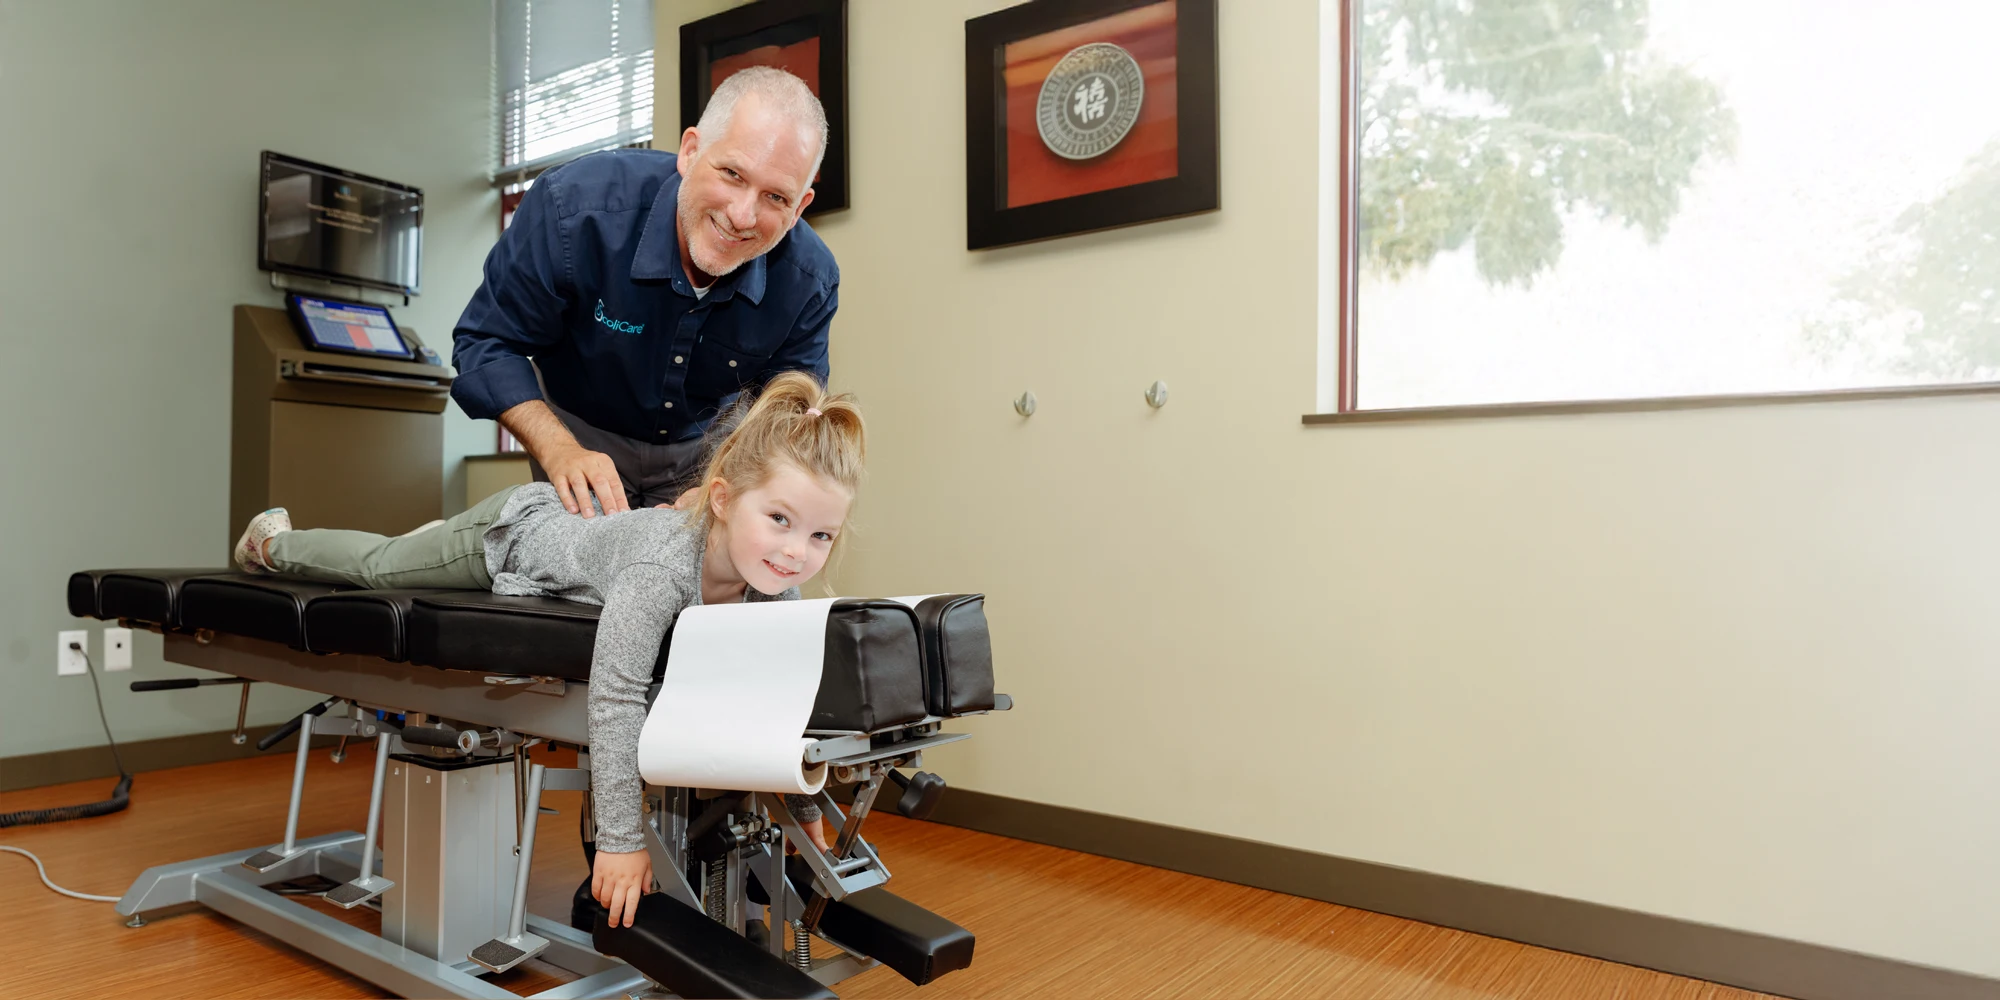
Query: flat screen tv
259 151 423 295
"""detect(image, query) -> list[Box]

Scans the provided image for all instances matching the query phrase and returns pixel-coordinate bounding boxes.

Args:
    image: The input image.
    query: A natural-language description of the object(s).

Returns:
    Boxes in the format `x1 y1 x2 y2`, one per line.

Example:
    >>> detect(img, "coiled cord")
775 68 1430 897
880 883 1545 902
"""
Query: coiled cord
0 644 132 828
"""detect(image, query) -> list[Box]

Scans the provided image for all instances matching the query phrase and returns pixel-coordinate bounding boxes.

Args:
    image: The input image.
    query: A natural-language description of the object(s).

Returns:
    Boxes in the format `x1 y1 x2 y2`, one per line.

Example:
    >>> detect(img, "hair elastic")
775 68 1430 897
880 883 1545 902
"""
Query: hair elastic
805 407 822 417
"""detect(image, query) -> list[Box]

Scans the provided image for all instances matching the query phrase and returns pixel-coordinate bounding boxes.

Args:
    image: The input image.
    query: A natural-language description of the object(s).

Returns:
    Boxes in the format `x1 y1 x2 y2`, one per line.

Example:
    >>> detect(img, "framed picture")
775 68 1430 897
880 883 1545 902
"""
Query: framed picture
964 0 1218 250
681 0 849 216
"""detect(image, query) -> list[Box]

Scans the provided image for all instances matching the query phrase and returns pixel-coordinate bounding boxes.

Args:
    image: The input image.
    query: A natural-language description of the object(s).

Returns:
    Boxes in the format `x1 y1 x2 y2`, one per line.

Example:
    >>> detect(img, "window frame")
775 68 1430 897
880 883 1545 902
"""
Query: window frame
1309 0 2000 424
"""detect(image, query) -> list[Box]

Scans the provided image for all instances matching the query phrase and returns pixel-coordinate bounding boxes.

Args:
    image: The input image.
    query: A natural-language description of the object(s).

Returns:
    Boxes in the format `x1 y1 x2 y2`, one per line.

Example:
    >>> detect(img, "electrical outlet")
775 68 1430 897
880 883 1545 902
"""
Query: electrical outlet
103 627 133 671
58 630 88 676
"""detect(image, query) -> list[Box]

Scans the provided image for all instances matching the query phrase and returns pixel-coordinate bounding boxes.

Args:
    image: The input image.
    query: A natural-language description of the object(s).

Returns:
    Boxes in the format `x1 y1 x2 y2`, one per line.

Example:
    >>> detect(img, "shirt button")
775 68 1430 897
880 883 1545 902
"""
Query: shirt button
728 360 738 368
664 401 674 409
658 430 669 436
674 356 684 364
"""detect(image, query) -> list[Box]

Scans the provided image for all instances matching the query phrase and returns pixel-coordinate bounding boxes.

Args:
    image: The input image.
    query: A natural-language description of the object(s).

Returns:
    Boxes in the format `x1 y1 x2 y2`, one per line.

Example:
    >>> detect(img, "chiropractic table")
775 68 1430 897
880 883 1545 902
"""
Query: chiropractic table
66 567 1007 999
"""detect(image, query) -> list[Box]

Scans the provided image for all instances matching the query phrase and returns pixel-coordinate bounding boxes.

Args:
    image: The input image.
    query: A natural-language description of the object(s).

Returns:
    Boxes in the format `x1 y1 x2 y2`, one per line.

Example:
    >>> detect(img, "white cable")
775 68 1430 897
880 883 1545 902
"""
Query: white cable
0 845 121 902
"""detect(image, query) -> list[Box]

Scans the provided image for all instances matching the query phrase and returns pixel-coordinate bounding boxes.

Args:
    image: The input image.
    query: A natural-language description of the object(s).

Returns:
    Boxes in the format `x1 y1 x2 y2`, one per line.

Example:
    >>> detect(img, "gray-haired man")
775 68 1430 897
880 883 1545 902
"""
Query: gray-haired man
451 67 838 516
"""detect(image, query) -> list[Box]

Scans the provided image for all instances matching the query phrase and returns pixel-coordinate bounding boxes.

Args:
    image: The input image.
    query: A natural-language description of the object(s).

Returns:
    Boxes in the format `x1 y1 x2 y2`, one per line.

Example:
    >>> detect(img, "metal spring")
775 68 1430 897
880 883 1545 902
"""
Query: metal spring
705 861 727 922
794 921 812 970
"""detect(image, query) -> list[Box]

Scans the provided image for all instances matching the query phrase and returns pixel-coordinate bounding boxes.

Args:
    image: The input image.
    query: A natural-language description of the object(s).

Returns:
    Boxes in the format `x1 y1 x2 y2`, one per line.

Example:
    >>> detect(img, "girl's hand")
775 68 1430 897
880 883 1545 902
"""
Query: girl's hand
592 849 654 929
788 816 831 854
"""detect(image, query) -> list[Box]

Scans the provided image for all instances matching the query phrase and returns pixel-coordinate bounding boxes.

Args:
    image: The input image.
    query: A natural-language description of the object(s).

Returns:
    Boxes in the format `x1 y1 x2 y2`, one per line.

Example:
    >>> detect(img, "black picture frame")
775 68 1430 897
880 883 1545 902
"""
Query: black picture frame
964 0 1218 250
681 0 849 216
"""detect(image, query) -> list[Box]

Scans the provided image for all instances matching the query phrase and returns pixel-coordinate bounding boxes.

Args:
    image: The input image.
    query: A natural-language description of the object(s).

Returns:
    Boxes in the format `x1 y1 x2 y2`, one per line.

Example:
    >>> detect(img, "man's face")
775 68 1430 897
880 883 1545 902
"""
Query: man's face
675 94 819 282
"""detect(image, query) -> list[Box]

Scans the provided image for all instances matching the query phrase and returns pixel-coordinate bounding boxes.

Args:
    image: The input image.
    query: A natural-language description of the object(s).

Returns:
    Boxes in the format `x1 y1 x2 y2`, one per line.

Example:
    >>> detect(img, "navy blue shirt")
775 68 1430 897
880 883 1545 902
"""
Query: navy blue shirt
450 149 838 443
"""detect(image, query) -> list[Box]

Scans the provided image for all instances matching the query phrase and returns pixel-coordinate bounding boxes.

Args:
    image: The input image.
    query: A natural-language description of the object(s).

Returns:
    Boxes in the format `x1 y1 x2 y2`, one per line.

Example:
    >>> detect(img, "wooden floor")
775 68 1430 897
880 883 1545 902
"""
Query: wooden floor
0 751 1785 999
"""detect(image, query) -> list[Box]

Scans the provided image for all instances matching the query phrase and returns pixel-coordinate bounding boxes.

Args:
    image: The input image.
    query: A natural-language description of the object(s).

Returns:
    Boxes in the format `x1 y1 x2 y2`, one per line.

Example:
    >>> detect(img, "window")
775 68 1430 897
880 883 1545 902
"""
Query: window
494 0 654 185
1320 0 2000 413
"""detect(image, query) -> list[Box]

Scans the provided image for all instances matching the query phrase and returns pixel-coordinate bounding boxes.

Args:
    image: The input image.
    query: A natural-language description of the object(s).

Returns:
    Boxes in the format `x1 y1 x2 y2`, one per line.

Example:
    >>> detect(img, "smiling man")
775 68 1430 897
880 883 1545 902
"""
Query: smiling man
451 67 836 516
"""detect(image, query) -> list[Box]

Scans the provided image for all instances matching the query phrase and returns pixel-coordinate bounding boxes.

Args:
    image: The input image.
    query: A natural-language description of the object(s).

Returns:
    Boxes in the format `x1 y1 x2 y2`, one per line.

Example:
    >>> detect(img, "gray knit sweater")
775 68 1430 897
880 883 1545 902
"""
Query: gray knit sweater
483 483 809 854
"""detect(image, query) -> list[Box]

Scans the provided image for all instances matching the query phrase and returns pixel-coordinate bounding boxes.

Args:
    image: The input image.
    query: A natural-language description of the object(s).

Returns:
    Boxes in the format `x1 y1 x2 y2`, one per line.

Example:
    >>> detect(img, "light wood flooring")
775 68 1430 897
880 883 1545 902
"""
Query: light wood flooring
0 750 1785 999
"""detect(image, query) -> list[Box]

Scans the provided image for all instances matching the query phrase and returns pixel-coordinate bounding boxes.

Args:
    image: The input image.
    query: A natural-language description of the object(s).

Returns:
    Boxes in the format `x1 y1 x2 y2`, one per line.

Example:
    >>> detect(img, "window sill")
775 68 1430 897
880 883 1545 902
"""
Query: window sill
1303 381 2000 425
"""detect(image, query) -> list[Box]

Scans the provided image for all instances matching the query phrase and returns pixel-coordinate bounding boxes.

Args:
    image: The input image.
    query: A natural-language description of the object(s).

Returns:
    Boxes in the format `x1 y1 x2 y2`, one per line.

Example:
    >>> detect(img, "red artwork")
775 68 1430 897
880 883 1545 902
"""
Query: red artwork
1002 1 1178 209
710 37 822 97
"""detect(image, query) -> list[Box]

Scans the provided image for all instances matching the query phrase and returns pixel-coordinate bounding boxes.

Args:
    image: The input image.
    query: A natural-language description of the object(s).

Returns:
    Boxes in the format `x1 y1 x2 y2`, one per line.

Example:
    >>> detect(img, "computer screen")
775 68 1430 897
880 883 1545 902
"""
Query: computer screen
286 294 413 360
260 151 423 295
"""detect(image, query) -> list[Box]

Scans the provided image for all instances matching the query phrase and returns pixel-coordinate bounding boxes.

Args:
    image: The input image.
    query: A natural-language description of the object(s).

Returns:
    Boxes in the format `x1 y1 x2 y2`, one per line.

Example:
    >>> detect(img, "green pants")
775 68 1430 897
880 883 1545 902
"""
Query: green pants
265 486 519 590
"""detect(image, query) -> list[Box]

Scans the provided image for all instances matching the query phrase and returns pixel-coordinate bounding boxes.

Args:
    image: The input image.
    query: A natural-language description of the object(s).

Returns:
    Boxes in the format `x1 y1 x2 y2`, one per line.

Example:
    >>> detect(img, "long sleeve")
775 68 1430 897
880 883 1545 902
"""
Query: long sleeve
768 282 835 385
586 563 684 854
449 177 573 420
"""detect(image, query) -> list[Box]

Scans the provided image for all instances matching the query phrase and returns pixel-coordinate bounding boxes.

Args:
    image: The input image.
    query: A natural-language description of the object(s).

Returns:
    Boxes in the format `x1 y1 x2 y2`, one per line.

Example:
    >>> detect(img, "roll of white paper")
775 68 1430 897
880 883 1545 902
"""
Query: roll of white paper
636 598 835 794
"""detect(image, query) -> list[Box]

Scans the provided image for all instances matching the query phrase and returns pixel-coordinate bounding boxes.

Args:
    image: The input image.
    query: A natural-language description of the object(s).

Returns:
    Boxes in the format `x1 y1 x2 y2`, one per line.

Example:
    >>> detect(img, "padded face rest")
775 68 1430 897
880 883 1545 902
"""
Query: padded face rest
815 599 928 732
180 577 352 649
912 594 996 716
94 569 239 627
303 590 458 661
406 592 609 681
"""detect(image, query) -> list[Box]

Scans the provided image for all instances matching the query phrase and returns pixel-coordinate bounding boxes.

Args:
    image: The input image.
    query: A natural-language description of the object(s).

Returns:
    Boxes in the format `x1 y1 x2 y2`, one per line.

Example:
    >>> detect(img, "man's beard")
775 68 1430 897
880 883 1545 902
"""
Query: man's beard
677 182 762 280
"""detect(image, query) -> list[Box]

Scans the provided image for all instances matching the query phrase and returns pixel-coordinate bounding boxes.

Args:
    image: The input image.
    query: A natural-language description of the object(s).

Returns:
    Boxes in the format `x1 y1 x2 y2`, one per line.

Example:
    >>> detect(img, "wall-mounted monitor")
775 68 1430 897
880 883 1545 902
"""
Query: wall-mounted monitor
259 151 423 295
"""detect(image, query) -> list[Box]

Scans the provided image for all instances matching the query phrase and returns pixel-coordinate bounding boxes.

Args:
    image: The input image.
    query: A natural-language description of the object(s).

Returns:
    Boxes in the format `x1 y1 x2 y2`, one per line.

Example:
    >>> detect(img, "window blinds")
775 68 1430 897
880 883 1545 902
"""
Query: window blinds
495 0 654 184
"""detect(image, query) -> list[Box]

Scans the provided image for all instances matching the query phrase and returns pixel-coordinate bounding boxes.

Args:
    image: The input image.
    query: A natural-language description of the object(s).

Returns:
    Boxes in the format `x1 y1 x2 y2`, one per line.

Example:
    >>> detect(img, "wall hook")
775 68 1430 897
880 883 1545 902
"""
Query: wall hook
1014 391 1037 417
1145 381 1169 408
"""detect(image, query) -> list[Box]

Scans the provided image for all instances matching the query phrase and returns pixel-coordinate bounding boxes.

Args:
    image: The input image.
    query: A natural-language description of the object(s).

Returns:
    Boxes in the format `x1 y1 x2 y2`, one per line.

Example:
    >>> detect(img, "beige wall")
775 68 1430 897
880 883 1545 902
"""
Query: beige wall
659 0 2000 978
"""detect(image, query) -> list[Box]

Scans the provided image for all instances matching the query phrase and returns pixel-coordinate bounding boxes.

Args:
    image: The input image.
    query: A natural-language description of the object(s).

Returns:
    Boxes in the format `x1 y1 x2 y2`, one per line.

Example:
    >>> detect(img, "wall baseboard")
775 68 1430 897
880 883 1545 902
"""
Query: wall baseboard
0 727 334 793
926 789 1996 1000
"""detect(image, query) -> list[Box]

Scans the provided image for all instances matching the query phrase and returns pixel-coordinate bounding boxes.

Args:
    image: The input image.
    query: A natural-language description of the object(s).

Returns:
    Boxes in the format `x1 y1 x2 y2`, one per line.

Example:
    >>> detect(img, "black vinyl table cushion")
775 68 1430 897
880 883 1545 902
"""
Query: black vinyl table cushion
66 570 991 732
91 569 245 629
303 590 458 662
179 576 352 649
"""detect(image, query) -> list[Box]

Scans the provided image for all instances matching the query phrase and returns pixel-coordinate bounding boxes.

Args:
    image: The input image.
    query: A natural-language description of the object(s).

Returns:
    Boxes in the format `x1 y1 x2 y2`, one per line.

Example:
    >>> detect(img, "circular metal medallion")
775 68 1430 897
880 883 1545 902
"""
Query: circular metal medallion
1035 42 1145 161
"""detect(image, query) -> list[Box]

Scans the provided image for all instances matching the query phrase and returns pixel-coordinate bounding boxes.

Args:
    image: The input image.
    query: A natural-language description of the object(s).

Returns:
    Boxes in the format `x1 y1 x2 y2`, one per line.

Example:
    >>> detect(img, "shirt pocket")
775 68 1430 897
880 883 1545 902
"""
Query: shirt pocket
686 336 767 398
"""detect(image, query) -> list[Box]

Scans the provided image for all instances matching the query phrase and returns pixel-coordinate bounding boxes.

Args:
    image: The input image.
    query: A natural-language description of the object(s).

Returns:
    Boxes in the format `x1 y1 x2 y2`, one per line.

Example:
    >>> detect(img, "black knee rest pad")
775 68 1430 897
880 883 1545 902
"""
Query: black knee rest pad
820 887 977 987
778 857 975 987
908 594 996 717
303 590 458 661
79 568 237 627
179 576 353 649
817 599 928 732
591 894 836 999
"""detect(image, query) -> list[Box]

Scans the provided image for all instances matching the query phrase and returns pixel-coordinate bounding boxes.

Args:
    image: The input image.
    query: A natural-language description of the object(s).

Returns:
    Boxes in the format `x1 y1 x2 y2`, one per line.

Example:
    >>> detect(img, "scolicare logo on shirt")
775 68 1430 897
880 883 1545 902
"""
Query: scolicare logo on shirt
594 300 645 335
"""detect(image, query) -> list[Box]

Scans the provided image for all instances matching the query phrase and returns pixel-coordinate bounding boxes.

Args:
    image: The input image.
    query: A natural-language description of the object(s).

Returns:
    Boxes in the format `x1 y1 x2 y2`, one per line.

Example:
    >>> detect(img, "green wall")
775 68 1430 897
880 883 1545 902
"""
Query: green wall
0 0 497 759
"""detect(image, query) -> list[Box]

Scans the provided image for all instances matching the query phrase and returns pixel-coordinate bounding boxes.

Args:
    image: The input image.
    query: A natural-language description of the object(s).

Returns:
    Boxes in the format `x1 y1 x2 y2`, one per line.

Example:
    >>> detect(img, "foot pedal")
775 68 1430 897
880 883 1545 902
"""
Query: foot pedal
241 847 303 873
324 874 394 910
471 932 550 974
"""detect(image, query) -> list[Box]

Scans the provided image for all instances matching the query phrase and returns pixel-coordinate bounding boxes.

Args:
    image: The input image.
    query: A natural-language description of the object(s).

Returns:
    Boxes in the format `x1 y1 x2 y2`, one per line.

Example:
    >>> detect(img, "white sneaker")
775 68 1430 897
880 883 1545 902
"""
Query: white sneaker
234 508 292 574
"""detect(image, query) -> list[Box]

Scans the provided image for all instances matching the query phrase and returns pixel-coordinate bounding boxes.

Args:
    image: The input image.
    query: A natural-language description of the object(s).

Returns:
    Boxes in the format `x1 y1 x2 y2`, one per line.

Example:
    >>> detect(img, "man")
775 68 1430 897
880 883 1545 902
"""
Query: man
451 67 837 516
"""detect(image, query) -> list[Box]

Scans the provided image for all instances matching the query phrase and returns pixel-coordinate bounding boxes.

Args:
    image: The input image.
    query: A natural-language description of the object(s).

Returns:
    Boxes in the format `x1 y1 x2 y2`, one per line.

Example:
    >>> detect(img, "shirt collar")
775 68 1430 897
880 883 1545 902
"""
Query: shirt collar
631 168 768 306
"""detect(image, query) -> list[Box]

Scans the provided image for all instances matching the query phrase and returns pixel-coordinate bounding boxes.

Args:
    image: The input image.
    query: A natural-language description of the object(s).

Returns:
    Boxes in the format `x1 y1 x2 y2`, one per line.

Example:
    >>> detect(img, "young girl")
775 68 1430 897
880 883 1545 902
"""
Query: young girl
231 372 863 930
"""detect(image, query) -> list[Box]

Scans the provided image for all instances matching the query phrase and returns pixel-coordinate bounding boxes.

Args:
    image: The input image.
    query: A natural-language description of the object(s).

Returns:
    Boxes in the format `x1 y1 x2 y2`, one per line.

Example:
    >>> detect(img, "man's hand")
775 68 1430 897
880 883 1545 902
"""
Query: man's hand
496 399 630 518
592 849 653 929
542 444 629 518
653 487 702 511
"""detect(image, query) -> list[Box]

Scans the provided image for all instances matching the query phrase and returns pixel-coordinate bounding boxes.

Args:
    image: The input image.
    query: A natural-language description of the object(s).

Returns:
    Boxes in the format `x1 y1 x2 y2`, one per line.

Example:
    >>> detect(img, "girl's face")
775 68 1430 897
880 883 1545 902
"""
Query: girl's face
710 463 852 595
